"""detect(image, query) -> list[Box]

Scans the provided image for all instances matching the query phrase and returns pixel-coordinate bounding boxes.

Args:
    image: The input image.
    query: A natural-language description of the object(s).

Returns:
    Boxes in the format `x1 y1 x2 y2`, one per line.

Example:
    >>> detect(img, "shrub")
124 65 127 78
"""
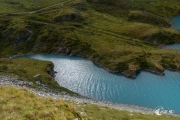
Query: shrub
0 65 8 72
169 64 177 69
151 31 180 44
116 62 129 71
136 54 155 69
92 53 100 58
161 58 177 69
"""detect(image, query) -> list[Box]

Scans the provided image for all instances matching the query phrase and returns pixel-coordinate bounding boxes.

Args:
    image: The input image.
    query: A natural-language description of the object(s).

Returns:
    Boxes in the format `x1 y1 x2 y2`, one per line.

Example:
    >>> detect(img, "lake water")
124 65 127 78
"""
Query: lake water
163 44 180 49
18 54 180 114
171 16 180 30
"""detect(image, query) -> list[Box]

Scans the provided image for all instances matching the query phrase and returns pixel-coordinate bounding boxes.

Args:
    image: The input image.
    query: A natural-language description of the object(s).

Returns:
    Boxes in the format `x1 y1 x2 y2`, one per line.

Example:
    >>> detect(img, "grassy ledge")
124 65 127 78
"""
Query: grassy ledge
0 86 179 120
0 57 77 95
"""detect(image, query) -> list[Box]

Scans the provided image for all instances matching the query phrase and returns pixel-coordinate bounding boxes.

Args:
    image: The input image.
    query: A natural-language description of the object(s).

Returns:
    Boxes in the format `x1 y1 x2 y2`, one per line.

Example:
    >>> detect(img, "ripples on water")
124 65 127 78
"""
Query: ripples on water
19 54 180 114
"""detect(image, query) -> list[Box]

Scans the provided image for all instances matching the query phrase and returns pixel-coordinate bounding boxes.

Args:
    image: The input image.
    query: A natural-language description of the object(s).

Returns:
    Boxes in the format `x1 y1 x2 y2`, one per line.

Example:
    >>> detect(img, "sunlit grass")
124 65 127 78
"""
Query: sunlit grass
0 86 179 120
0 86 81 120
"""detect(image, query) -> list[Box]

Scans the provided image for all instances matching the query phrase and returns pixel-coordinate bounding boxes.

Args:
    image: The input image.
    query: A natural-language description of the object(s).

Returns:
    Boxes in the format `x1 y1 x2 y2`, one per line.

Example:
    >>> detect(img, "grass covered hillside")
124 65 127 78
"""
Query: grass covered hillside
0 86 179 120
1 0 180 77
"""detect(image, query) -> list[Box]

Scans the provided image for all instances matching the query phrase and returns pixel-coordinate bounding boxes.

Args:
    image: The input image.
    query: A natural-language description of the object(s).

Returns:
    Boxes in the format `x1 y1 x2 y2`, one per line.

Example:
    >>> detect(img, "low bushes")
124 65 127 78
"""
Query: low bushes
128 11 170 27
116 62 129 71
0 65 8 72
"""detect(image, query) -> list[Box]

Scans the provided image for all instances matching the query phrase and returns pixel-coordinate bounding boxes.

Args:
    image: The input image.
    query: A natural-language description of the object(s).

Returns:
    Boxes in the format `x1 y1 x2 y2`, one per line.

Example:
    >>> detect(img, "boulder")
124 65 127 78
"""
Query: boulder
54 12 83 22
14 30 31 43
2 28 13 38
34 74 41 78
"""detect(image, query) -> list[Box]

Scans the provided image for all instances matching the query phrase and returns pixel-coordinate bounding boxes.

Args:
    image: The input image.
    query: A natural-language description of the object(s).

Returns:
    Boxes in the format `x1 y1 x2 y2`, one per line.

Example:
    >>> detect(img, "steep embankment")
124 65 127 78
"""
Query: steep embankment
1 0 180 77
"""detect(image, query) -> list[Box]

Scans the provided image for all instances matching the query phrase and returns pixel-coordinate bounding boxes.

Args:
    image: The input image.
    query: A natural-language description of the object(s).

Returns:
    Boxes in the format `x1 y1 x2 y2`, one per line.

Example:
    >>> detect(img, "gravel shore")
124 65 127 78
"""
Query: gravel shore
0 75 179 117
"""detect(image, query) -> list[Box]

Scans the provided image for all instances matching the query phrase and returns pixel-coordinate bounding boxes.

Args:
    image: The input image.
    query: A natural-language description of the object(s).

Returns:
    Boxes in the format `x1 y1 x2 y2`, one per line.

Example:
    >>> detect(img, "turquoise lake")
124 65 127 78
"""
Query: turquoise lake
19 54 180 114
15 16 180 114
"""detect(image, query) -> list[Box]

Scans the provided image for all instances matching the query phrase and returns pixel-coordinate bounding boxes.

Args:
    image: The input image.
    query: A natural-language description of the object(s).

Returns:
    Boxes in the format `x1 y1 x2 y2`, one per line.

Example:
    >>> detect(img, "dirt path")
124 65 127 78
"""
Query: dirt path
0 0 71 17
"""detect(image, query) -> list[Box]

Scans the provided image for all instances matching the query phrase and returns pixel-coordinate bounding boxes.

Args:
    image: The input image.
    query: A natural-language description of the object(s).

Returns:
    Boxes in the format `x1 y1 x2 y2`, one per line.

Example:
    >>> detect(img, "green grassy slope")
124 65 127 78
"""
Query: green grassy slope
0 86 179 120
0 0 180 77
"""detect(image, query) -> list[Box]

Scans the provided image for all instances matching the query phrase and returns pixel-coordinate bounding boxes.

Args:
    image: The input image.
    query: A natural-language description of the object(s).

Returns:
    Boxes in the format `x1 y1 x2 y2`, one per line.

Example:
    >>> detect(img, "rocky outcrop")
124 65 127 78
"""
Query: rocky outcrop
145 69 165 76
45 63 57 78
0 75 33 87
2 28 14 38
121 70 137 78
54 12 83 22
0 75 61 95
34 74 41 78
120 66 165 78
14 30 31 43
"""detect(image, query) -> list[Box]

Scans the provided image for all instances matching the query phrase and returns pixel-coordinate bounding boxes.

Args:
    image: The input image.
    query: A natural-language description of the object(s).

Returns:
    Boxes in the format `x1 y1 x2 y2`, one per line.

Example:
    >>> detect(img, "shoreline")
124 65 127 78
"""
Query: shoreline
0 75 179 117
11 53 167 78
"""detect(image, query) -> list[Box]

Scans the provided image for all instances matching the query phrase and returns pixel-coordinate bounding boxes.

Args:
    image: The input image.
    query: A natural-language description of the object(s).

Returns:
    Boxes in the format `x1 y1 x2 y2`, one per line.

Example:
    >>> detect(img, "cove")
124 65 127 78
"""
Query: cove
171 16 180 30
17 54 180 114
163 16 180 49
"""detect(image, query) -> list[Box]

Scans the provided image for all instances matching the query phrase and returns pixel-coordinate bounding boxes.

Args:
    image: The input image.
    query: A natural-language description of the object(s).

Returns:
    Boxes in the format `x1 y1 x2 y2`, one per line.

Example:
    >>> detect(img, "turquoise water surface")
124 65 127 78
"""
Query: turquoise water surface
18 54 180 114
171 16 180 30
164 44 180 50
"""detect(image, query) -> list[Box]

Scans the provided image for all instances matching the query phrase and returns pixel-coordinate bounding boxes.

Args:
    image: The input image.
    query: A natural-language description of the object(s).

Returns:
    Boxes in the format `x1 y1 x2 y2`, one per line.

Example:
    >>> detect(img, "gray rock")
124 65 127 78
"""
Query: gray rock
14 30 31 43
34 74 41 78
2 28 14 38
35 81 41 85
54 12 83 22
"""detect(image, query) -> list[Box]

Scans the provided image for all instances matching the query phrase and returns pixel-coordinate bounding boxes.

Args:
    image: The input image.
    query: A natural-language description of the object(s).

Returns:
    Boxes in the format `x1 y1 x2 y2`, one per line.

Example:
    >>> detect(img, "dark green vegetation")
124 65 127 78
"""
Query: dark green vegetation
1 0 180 77
1 86 179 120
0 58 76 95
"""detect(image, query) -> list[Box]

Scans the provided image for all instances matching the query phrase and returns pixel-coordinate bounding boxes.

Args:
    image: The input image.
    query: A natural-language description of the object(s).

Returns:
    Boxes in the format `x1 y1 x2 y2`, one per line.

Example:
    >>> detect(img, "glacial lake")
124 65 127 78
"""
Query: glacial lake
15 16 180 114
17 54 180 114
